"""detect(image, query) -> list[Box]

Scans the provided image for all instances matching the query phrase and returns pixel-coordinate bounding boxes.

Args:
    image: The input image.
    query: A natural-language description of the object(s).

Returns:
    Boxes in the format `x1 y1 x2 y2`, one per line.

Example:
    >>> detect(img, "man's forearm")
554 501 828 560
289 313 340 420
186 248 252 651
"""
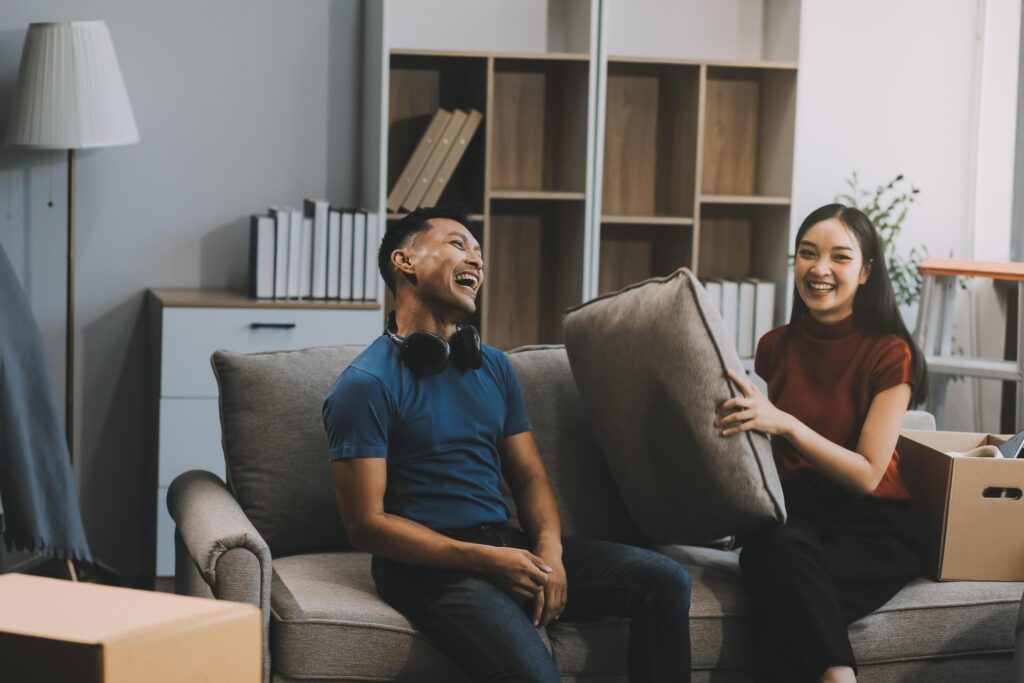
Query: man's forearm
350 512 492 572
514 476 562 548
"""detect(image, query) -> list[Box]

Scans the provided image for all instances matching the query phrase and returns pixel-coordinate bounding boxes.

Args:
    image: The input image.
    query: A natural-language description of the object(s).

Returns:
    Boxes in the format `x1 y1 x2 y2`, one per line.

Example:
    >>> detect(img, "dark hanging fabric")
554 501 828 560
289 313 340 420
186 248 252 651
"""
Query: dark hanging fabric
0 242 92 565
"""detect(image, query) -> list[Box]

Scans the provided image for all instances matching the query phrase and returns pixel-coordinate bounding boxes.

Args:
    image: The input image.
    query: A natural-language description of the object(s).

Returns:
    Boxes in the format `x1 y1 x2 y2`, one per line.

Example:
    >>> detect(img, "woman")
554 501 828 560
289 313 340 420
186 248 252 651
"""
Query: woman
716 203 928 682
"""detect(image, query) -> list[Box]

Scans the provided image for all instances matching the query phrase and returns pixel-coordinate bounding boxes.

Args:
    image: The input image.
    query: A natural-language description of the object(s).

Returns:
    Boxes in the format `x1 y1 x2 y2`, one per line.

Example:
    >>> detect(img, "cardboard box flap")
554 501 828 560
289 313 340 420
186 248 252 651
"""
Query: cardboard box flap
900 429 1006 454
0 575 255 644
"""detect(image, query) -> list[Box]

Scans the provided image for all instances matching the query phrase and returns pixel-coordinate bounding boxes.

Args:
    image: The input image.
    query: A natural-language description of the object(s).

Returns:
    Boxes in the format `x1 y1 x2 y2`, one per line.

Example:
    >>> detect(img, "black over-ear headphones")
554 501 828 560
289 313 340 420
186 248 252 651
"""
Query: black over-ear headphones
385 311 483 375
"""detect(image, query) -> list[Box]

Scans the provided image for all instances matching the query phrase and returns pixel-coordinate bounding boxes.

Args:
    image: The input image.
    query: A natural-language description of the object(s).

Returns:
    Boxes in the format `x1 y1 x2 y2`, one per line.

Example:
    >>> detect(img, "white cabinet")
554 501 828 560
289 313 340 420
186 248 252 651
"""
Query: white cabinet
147 289 382 581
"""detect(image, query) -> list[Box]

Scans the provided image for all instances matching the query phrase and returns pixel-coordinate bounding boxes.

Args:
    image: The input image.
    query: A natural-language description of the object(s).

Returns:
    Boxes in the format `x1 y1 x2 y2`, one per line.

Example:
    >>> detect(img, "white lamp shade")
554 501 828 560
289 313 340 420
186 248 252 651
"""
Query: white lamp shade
5 21 139 149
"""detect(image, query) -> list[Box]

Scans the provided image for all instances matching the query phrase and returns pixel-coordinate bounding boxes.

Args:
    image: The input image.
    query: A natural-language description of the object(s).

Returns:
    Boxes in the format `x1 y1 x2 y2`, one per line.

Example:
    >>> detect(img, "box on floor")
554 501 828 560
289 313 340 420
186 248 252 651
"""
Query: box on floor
899 430 1024 581
0 574 260 683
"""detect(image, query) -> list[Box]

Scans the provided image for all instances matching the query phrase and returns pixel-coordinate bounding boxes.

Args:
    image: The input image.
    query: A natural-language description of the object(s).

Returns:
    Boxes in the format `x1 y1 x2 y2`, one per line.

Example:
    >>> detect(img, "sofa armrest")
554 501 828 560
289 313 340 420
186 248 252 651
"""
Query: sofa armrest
167 469 272 683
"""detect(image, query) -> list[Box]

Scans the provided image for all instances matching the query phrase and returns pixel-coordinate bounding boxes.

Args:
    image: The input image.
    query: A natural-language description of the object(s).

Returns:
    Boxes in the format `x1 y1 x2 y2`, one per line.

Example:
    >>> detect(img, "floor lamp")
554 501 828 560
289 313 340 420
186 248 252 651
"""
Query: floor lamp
5 21 140 464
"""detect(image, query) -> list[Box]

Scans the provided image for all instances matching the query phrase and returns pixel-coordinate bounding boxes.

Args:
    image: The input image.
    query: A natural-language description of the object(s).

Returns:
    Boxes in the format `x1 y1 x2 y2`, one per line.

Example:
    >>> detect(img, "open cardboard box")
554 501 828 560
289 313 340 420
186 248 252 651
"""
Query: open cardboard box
898 430 1024 581
0 574 260 682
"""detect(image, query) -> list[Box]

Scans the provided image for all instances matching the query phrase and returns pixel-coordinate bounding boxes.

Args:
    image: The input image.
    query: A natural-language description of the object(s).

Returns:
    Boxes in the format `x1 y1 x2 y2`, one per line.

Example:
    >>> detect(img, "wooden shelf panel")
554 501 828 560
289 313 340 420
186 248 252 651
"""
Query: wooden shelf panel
598 224 694 295
608 55 798 70
700 194 790 206
490 189 585 201
150 289 381 310
386 212 485 222
485 201 584 349
490 59 589 193
602 214 693 225
392 48 588 61
603 62 700 217
701 66 796 198
388 54 488 213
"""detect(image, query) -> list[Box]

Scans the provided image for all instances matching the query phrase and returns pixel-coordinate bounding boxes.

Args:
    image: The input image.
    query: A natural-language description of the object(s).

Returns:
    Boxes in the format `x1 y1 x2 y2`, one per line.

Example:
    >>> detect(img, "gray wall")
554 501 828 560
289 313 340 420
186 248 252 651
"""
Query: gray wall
0 0 364 580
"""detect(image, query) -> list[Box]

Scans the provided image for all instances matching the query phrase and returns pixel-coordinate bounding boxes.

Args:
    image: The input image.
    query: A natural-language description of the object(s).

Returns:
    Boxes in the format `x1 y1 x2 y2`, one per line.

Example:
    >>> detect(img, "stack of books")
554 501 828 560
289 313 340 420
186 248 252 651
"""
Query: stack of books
387 108 483 212
700 278 777 359
249 199 379 301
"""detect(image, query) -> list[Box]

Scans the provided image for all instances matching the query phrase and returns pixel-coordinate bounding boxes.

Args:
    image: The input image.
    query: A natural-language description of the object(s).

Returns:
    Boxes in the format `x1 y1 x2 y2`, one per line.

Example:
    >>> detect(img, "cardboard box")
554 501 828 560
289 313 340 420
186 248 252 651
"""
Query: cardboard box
0 574 260 682
898 430 1024 581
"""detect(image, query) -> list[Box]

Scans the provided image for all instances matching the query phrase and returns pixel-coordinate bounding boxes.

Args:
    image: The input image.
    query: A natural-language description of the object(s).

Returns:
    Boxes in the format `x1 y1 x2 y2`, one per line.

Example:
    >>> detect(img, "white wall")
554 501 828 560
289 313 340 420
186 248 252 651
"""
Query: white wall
387 0 551 52
605 0 765 61
792 0 1020 431
0 0 365 579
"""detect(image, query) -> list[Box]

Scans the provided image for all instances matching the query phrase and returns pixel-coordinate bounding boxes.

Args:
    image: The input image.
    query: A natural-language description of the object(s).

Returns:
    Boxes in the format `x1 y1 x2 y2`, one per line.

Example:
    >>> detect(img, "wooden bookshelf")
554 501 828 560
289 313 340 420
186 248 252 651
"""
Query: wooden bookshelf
385 47 797 347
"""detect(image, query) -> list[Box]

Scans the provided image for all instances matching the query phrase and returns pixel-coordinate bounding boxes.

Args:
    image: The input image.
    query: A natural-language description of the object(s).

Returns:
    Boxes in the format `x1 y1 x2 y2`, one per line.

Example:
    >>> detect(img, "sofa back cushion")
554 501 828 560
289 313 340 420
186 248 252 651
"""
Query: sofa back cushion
212 342 636 556
505 346 639 543
563 269 786 543
212 346 362 555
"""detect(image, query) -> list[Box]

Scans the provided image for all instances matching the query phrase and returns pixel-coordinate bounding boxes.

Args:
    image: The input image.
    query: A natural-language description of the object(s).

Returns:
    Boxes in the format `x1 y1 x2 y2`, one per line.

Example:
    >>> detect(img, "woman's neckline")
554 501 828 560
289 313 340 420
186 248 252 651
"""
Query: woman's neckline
801 313 858 340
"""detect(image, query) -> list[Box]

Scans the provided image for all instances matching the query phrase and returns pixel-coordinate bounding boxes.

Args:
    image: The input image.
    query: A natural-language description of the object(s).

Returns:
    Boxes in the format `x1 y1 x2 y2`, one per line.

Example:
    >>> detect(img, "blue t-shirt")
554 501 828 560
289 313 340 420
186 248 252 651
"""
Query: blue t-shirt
322 335 533 531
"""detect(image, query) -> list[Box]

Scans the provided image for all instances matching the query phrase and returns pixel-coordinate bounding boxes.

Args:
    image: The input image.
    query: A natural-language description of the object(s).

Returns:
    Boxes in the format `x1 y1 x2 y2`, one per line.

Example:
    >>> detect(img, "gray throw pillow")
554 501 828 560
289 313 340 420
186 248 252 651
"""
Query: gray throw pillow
562 268 786 543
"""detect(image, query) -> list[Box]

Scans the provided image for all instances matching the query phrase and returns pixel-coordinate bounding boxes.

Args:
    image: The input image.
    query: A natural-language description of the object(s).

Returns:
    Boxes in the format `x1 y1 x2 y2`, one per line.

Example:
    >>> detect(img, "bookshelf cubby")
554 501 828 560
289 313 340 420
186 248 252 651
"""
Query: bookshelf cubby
701 66 797 199
491 57 590 193
602 61 700 218
598 223 694 295
697 202 792 322
388 54 488 213
487 200 585 349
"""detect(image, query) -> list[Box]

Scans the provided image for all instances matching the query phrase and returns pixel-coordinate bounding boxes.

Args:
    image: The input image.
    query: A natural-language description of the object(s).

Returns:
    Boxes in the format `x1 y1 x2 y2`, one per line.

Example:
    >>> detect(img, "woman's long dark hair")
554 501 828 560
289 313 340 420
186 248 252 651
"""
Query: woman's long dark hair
788 203 928 406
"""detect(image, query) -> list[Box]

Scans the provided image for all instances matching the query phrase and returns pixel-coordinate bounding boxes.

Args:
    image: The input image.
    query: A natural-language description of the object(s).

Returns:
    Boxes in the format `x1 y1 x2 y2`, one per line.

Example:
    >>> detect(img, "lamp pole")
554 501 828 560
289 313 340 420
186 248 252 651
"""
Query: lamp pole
66 148 75 462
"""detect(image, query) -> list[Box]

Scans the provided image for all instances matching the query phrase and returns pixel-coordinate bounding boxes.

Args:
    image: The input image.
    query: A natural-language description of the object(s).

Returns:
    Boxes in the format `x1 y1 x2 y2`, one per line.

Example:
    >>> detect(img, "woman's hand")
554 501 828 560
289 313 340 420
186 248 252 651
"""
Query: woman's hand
716 370 793 437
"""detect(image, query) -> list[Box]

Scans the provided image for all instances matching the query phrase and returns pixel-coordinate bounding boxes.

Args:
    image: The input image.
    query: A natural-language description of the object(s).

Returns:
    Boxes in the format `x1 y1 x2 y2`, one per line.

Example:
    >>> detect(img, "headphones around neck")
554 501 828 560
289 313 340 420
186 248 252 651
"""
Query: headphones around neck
385 311 483 376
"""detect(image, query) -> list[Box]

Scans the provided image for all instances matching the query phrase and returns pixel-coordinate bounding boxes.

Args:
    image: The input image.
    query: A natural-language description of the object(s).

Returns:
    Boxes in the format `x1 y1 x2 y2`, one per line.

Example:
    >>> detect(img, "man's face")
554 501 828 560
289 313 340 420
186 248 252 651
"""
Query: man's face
403 218 484 315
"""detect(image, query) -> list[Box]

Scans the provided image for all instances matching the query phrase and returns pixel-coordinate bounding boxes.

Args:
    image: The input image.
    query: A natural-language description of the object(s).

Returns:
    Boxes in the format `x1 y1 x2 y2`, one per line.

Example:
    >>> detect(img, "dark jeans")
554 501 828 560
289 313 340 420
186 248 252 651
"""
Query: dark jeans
739 480 922 683
372 525 692 682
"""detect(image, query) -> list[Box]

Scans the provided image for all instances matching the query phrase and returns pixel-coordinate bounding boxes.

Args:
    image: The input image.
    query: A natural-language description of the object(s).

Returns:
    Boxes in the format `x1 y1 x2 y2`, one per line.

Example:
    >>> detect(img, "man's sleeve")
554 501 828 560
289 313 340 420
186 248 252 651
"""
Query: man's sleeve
499 353 533 438
322 368 394 461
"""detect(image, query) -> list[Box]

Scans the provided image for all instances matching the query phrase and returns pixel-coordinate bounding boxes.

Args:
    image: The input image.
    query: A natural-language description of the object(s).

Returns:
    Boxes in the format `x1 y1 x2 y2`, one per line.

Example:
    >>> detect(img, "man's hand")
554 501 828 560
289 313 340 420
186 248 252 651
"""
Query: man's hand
478 546 552 600
532 539 566 628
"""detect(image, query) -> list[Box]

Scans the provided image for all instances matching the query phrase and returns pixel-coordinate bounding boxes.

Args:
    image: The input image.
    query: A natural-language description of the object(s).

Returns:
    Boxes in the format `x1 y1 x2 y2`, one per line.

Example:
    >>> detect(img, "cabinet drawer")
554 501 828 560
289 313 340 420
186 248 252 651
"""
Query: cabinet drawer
160 306 380 397
159 398 225 487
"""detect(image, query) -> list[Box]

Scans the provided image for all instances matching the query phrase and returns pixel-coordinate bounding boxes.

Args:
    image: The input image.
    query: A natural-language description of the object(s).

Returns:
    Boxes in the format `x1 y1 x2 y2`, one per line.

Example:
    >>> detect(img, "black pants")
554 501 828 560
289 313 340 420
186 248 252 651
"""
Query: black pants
739 481 923 682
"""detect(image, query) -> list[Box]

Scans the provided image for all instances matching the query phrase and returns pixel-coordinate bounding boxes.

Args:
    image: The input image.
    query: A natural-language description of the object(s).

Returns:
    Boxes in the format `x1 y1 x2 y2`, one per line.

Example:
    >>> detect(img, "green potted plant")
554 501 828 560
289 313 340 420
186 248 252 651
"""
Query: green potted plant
835 172 925 310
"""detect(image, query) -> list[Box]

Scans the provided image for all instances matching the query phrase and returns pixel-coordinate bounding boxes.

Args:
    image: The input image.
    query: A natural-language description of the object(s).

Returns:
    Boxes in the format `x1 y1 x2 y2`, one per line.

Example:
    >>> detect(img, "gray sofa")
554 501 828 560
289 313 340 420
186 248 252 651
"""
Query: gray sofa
168 344 1024 682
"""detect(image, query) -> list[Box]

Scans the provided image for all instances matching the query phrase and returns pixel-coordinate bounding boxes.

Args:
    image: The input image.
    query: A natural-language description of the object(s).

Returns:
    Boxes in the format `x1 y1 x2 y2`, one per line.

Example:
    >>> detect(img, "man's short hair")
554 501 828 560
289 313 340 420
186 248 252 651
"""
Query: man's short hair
378 204 471 294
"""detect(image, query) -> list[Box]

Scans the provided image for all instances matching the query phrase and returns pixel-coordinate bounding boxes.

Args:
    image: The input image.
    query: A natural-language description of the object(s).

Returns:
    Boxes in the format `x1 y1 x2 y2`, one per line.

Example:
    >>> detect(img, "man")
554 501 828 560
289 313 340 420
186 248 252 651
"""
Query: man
323 206 692 682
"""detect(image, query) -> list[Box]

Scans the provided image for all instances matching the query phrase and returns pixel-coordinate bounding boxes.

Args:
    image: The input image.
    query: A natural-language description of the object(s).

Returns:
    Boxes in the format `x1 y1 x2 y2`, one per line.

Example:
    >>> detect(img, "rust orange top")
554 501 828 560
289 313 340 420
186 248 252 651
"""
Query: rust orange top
917 257 1024 282
755 314 915 501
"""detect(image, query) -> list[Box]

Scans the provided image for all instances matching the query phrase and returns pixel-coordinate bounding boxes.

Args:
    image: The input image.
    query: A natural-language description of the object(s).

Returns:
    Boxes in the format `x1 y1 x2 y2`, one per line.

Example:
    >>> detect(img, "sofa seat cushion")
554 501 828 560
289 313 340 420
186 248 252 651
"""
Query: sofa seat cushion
658 545 1023 675
269 552 468 681
268 552 633 680
269 549 1021 680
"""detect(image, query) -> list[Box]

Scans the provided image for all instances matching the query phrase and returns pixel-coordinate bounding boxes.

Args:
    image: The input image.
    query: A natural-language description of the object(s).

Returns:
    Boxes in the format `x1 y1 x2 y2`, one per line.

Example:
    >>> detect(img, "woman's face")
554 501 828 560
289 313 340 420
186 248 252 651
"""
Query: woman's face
793 217 870 324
